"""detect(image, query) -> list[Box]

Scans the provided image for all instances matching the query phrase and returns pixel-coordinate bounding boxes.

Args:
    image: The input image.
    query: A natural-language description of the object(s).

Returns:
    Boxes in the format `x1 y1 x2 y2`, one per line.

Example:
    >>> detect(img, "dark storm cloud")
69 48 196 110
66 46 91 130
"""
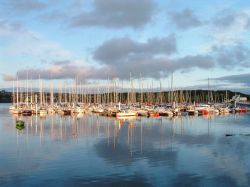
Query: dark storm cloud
69 0 156 28
3 0 47 13
168 8 202 30
94 35 177 63
212 74 250 87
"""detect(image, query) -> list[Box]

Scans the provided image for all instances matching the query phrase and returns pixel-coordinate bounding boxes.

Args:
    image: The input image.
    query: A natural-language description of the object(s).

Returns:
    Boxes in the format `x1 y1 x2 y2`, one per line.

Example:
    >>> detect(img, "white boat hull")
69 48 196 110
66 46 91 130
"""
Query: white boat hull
116 112 137 117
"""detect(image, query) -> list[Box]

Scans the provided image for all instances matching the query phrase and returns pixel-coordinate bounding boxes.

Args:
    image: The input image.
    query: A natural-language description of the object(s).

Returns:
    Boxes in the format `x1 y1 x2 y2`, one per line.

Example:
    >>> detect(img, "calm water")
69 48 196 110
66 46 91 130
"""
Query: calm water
1 104 250 187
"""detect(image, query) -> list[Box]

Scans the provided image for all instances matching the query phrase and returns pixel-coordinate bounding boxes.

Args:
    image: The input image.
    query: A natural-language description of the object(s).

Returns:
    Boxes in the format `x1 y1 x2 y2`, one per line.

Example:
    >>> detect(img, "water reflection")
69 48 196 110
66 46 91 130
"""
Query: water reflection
0 104 250 186
62 174 153 187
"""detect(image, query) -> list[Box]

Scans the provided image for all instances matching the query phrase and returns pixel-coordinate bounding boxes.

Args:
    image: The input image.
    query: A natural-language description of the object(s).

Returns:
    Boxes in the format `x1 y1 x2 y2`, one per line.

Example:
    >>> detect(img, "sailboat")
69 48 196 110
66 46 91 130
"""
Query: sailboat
12 75 22 114
116 102 137 117
116 110 137 117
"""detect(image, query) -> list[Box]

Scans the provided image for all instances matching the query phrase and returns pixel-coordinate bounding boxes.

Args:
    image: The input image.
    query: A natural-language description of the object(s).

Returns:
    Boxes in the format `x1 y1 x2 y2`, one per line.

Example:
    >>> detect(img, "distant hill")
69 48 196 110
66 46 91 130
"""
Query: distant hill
0 90 12 103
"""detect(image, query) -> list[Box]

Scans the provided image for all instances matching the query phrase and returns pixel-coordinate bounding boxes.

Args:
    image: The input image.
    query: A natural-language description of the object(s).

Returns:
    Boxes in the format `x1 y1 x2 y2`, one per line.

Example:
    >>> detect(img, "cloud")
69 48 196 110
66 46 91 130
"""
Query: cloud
168 8 202 30
176 55 214 69
69 0 156 29
0 20 73 63
114 55 214 79
37 10 66 23
207 9 250 47
212 73 250 87
3 0 47 14
2 53 214 82
212 9 250 29
51 60 71 66
211 44 250 68
0 20 26 36
2 32 249 83
92 35 249 80
8 34 250 82
92 35 216 79
2 74 16 81
4 64 115 81
91 35 215 79
94 35 177 64
3 35 73 62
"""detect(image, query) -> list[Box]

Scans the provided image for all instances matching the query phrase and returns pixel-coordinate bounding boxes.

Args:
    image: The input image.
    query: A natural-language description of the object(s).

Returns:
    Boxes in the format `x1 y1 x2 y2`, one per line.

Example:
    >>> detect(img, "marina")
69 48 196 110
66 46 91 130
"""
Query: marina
1 0 250 186
2 51 250 187
8 78 250 119
1 103 250 186
3 81 250 186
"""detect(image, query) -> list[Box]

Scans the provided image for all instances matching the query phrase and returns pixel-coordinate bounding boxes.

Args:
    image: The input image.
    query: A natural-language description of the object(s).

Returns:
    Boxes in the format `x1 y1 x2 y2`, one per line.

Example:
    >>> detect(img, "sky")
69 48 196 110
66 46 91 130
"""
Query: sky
0 0 250 93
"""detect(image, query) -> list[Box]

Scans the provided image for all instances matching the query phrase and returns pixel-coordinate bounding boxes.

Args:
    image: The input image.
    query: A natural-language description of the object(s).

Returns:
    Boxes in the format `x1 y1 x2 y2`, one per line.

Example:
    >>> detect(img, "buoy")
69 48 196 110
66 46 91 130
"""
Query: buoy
16 125 25 130
16 120 25 126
